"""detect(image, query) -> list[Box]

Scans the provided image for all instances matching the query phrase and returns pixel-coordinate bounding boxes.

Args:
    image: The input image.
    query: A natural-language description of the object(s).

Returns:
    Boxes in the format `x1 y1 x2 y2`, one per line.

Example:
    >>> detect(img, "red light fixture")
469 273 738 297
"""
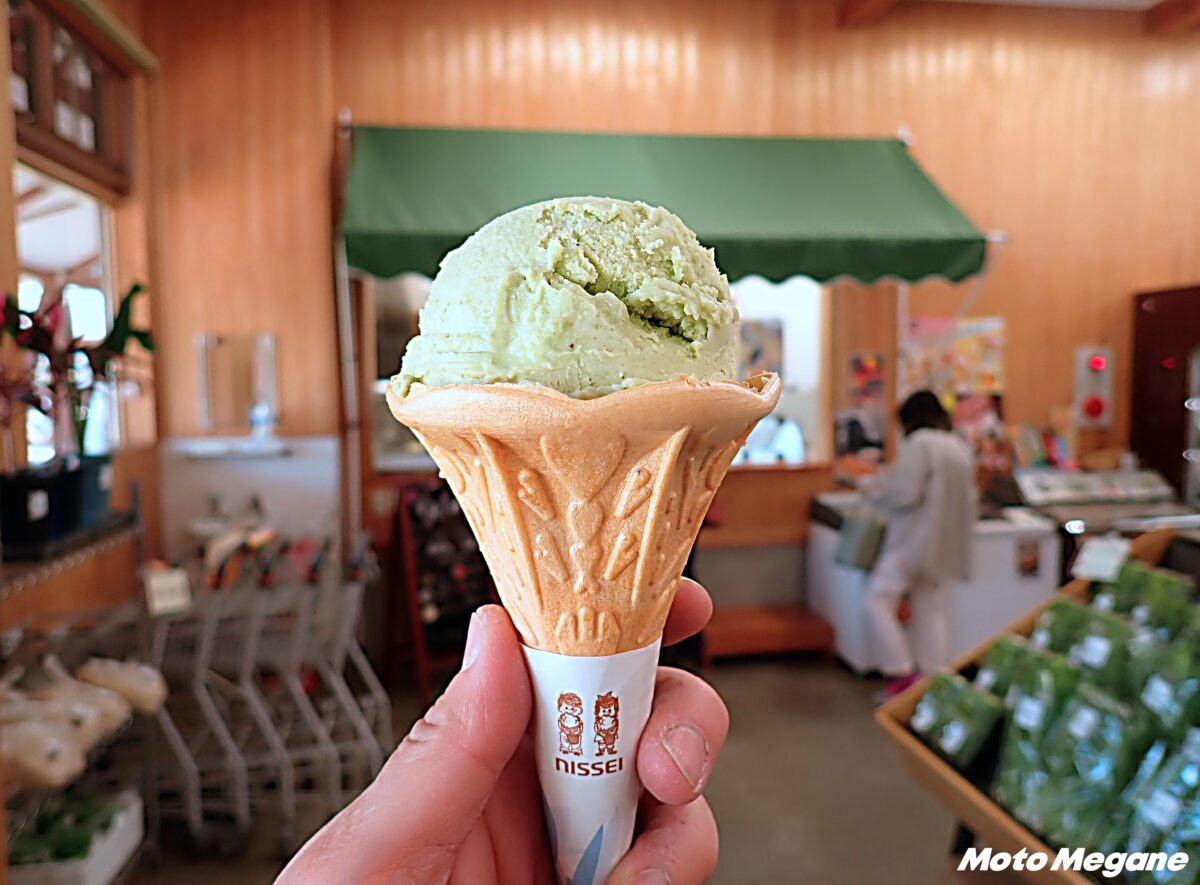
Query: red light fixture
1161 356 1178 371
1083 395 1106 419
1087 354 1107 372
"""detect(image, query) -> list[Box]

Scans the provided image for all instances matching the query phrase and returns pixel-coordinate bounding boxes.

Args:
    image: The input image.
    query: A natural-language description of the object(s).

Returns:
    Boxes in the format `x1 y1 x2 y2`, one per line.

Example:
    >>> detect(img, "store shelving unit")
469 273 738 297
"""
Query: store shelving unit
1 510 148 885
876 529 1179 885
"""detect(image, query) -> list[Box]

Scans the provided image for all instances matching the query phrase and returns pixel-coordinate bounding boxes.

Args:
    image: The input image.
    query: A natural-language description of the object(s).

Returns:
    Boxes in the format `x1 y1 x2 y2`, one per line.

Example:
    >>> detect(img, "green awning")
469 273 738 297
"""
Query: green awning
341 127 985 284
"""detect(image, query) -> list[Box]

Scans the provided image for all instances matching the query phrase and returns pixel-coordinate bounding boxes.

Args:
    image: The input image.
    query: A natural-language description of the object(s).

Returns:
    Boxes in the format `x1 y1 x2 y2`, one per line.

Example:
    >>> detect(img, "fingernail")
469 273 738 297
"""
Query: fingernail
462 609 487 670
662 723 709 791
631 870 671 885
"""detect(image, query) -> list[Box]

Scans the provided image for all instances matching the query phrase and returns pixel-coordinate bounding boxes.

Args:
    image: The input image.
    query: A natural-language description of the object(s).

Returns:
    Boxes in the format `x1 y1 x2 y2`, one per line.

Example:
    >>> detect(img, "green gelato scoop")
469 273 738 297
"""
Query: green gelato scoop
395 197 739 398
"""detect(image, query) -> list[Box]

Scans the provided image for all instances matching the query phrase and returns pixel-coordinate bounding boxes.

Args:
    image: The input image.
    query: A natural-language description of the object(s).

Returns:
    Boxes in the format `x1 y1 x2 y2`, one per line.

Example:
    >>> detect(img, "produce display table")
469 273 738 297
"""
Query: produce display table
876 530 1180 884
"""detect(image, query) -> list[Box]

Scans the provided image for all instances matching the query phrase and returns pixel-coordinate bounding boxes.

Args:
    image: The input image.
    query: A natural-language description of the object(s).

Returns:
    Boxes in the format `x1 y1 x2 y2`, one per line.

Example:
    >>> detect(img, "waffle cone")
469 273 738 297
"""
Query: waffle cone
387 373 780 655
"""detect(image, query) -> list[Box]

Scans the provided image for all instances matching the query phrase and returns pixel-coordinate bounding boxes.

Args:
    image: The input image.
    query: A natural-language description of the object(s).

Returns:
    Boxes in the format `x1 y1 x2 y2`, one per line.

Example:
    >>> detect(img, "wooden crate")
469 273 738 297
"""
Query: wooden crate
875 530 1178 884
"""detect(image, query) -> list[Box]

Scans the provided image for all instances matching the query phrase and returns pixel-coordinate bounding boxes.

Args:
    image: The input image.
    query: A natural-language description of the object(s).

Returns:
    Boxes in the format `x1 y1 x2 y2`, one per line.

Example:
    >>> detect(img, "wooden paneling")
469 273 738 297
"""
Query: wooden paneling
1146 0 1200 34
0 530 140 631
112 443 162 557
327 0 1200 450
838 0 904 27
142 0 337 437
698 465 836 549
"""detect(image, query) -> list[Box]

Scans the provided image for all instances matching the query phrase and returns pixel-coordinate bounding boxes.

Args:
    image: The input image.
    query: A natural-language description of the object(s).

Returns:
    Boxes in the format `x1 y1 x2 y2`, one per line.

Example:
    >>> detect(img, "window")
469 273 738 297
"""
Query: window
730 276 831 466
14 162 115 464
8 0 134 193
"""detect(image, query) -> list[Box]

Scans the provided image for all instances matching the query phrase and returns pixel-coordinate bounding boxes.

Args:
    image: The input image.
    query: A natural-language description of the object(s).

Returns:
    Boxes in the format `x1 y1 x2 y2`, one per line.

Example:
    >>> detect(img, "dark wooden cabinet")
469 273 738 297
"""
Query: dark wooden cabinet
1130 285 1200 496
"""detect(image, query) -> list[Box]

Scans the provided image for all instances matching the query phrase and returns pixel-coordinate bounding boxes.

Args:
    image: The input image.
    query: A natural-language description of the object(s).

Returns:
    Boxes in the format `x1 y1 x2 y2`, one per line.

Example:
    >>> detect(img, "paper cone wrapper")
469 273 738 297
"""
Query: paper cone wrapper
387 373 779 882
522 639 660 884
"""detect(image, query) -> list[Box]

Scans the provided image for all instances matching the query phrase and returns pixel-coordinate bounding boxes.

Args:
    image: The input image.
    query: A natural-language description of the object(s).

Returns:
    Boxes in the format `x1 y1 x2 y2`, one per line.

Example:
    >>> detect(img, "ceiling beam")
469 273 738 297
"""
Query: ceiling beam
64 253 100 278
1146 0 1200 34
837 0 902 27
18 198 79 224
15 184 47 207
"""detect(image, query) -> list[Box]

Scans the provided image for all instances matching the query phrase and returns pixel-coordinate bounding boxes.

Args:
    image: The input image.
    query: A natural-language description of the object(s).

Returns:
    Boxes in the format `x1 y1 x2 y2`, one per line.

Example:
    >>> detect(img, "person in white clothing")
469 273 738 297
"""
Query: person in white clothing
860 390 977 698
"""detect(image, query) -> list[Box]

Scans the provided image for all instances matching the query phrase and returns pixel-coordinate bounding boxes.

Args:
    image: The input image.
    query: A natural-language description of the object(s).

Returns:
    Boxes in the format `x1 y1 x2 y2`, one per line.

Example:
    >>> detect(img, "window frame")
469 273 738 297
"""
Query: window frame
9 0 156 198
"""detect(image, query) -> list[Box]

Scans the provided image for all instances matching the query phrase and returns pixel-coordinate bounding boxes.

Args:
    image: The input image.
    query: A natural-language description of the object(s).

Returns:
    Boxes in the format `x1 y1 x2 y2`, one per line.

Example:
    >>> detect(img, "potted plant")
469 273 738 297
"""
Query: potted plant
1 283 154 551
75 284 155 523
0 339 57 555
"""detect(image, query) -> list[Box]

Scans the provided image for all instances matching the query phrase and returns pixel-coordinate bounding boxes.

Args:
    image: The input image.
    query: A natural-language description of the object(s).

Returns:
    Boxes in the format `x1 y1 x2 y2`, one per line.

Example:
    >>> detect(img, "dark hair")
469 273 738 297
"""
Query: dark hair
899 390 951 435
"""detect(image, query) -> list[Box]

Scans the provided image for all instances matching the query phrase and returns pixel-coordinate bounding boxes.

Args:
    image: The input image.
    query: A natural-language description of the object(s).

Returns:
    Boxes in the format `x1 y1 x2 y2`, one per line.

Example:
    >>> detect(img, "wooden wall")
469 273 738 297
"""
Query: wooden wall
321 0 1200 448
137 0 1200 447
142 0 338 438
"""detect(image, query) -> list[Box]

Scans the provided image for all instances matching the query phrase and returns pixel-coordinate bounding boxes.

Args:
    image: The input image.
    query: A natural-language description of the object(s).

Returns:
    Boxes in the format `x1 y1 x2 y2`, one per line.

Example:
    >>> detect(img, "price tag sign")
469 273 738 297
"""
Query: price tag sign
1014 695 1046 732
1143 675 1175 717
143 567 192 616
1071 535 1131 582
1143 790 1183 831
939 720 968 755
1067 705 1101 741
1077 634 1113 669
910 701 937 734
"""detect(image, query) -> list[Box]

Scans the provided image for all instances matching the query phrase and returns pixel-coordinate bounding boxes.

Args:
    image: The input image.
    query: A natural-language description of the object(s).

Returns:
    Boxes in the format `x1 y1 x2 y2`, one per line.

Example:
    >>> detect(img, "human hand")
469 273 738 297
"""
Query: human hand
277 579 727 885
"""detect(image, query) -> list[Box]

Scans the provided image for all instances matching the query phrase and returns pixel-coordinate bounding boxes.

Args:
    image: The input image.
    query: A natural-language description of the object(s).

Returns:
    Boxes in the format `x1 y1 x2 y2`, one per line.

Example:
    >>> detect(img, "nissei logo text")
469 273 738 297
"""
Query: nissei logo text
554 757 625 777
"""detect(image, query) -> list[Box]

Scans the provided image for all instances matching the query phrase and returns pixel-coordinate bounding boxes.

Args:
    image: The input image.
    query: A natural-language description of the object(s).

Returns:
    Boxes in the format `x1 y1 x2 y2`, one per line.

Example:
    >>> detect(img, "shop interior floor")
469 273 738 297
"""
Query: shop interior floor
125 660 1019 884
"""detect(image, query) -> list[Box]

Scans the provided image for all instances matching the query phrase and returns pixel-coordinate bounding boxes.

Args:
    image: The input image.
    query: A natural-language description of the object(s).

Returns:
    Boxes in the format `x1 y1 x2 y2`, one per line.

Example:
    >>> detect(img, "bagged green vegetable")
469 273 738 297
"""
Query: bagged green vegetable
992 648 1079 819
973 635 1031 699
1030 599 1091 655
1092 560 1155 615
1128 637 1200 741
1031 686 1154 846
1067 609 1134 699
1121 730 1200 885
909 673 1005 770
1092 738 1172 855
1129 576 1194 642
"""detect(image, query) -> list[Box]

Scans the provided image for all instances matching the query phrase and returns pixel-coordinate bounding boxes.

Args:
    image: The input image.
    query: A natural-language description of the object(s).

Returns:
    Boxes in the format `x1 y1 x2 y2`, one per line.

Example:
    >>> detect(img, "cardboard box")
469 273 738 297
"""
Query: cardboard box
875 530 1177 885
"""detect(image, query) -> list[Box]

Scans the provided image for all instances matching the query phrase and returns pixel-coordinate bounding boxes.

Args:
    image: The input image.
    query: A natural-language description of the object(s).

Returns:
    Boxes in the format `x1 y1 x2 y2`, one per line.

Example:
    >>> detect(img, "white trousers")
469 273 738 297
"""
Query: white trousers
864 548 949 677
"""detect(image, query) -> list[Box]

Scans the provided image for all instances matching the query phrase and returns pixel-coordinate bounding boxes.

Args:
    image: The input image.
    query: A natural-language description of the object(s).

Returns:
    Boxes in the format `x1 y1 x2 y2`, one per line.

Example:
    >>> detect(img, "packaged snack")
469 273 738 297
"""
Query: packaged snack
992 649 1079 819
20 656 132 738
1029 599 1091 654
0 687 108 752
75 658 168 715
909 673 1005 770
1067 609 1134 699
1032 686 1154 846
0 719 86 791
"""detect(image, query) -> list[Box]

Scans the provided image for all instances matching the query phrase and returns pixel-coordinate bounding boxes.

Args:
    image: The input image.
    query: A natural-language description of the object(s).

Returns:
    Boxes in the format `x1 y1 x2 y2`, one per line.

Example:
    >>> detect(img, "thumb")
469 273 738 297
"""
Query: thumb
278 605 532 884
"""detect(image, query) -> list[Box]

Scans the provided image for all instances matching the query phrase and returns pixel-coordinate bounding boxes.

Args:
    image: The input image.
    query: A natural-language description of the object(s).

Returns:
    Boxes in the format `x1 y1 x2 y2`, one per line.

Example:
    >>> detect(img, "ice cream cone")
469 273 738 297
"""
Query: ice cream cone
387 372 778 884
386 372 780 656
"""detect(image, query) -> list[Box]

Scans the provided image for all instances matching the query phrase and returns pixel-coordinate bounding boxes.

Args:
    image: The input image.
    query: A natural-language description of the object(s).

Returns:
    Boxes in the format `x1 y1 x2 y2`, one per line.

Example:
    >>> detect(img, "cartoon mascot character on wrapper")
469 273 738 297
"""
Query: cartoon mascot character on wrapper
594 692 619 756
557 692 584 756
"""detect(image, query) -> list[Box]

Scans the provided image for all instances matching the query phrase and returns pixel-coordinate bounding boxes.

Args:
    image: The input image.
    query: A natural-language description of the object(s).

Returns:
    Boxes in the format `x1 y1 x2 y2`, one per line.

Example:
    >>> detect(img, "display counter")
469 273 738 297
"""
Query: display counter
807 491 1061 673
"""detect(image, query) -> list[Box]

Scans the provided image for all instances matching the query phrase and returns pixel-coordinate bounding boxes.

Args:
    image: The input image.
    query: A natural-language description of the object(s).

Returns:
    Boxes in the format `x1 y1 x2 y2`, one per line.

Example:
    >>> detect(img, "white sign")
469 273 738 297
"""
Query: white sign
143 568 192 616
1071 536 1131 582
